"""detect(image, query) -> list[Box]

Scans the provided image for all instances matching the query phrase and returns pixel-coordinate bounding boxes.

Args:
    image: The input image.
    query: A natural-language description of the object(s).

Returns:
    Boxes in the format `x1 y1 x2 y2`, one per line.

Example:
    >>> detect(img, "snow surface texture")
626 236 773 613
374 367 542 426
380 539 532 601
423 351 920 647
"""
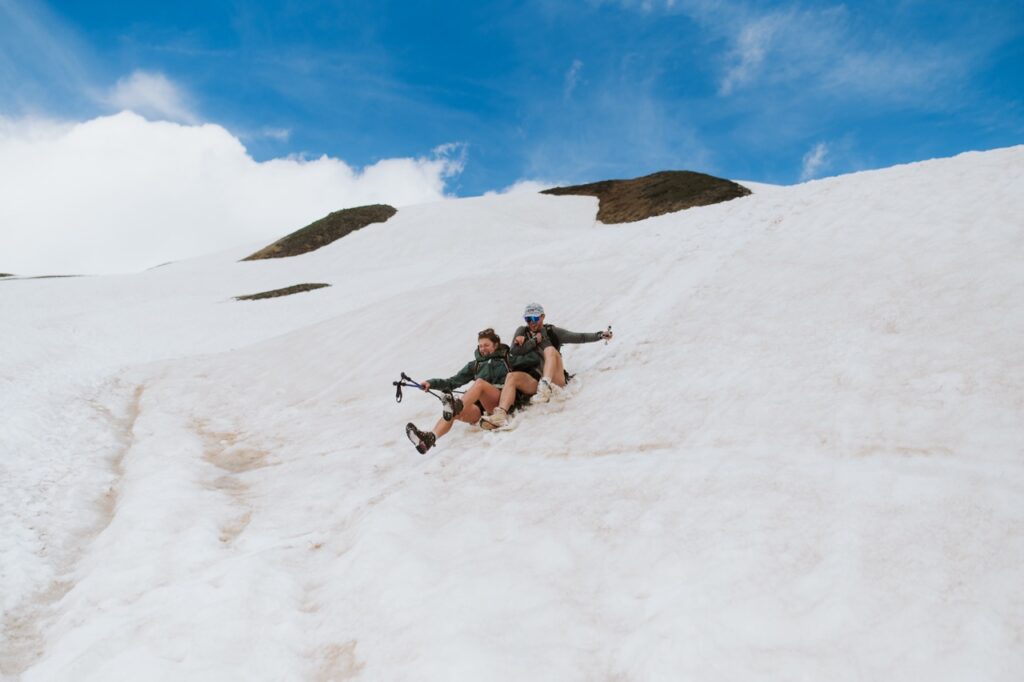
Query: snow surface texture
2 147 1023 681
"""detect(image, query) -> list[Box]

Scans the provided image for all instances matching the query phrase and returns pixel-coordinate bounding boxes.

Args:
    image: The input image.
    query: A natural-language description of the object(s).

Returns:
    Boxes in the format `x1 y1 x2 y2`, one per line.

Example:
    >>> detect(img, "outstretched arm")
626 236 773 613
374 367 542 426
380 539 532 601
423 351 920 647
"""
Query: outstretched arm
549 325 608 345
425 361 475 392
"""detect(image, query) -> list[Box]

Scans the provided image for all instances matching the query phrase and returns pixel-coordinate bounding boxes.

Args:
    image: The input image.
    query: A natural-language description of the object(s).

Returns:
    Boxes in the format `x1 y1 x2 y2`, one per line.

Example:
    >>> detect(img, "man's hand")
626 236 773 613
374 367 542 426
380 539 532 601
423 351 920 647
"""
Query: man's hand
514 335 526 346
534 332 543 344
421 381 431 391
601 329 614 341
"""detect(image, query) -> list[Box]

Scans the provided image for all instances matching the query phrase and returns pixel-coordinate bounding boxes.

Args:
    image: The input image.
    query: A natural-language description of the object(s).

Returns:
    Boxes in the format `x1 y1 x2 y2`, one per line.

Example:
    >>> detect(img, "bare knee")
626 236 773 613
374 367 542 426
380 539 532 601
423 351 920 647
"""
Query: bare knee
464 380 485 400
458 404 481 423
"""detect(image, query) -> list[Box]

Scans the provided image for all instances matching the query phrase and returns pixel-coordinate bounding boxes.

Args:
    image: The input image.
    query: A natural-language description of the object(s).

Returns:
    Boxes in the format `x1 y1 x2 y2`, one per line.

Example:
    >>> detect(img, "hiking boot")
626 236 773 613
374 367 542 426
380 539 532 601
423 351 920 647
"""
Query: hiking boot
441 392 463 421
479 407 508 430
532 377 553 404
406 423 436 454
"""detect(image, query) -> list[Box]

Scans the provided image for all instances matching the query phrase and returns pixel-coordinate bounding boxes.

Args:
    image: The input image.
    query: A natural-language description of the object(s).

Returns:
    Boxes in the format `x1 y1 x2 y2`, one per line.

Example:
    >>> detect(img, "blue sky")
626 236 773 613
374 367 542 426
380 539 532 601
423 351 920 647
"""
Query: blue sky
2 0 1022 195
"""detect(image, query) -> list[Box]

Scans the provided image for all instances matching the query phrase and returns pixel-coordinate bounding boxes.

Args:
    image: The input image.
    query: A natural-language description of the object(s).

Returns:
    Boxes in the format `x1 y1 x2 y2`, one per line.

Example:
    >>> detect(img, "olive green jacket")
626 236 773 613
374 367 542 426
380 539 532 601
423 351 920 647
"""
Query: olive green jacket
427 344 512 392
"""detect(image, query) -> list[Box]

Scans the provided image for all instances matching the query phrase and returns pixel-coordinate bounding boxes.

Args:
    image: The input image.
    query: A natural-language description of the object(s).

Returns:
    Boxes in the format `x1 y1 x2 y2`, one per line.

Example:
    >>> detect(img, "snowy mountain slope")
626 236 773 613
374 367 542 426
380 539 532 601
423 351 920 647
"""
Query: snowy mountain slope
2 147 1022 680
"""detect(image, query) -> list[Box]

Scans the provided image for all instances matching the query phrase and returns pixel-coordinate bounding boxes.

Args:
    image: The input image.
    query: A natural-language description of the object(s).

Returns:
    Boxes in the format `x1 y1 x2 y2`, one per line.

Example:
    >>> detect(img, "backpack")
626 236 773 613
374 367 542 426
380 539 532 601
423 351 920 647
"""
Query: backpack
471 344 512 375
544 324 562 352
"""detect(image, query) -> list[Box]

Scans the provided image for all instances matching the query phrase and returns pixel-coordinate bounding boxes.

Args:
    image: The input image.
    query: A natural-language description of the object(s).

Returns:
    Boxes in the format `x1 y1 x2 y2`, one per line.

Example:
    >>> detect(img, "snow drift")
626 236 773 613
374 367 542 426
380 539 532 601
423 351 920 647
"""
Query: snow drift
1 146 1022 681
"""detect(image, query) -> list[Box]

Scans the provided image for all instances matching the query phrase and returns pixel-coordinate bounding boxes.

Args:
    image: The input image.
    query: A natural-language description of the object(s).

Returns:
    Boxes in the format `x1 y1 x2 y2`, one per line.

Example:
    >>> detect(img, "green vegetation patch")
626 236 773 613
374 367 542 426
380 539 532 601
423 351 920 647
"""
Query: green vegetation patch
542 170 751 224
243 204 397 260
234 282 331 301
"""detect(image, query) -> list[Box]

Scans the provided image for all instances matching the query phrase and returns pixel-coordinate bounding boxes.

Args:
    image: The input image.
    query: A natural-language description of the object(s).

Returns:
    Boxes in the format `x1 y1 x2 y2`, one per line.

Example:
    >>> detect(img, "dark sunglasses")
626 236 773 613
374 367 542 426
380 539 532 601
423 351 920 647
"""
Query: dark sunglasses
524 315 542 323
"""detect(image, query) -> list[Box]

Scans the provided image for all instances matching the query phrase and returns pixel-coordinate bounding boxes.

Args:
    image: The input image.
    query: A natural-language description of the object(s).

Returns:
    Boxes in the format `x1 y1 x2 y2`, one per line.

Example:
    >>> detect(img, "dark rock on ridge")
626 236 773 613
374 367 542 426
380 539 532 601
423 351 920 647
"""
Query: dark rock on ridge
243 204 397 260
541 171 751 224
234 283 331 301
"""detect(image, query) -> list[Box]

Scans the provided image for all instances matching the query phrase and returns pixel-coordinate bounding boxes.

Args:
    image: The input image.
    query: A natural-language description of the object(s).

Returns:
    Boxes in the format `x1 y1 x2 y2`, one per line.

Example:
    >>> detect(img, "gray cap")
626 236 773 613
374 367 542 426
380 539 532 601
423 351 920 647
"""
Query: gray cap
523 302 545 317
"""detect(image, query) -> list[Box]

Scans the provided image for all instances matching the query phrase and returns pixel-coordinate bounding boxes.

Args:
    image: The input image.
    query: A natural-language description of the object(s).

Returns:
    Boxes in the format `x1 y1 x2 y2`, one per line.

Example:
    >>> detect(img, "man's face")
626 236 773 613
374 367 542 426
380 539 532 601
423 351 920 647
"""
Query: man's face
525 314 544 332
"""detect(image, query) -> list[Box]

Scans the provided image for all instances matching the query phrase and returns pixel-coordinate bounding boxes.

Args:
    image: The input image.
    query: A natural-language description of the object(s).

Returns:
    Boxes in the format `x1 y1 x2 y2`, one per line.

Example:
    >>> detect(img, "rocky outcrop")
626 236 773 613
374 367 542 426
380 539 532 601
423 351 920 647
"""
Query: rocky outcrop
542 171 750 223
234 283 331 301
243 204 397 260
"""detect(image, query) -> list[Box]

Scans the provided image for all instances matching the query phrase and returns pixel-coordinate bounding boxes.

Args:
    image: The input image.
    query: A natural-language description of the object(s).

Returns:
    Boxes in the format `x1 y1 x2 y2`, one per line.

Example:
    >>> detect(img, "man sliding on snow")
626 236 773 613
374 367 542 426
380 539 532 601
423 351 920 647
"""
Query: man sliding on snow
480 302 613 429
406 328 512 454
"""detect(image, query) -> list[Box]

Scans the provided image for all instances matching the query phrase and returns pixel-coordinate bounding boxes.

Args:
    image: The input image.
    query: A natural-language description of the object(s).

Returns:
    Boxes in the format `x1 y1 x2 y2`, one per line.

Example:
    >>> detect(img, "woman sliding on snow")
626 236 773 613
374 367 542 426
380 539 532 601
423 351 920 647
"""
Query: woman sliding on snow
480 302 613 430
406 328 513 454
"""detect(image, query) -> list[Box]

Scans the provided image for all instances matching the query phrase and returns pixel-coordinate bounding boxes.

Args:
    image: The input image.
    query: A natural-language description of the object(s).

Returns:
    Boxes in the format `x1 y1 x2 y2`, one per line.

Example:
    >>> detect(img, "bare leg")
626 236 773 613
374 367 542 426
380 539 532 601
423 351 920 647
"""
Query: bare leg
432 416 454 439
542 346 566 387
498 371 539 412
461 379 502 415
433 380 503 437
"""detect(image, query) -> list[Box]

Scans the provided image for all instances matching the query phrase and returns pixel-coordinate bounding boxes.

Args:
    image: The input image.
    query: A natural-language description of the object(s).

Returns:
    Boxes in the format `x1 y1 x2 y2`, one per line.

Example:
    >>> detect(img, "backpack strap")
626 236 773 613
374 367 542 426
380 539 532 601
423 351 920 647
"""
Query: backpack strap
544 324 562 352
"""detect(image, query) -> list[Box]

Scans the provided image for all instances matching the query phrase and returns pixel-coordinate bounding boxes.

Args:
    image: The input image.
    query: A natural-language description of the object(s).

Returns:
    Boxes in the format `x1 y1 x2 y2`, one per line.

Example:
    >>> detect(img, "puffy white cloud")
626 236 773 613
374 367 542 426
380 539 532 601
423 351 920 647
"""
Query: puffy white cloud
104 71 198 123
0 111 461 275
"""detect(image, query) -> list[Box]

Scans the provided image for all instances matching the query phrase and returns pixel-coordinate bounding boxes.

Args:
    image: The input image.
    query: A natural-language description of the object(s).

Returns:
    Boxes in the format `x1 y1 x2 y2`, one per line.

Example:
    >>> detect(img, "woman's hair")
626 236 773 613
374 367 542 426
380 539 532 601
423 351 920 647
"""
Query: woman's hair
477 327 501 345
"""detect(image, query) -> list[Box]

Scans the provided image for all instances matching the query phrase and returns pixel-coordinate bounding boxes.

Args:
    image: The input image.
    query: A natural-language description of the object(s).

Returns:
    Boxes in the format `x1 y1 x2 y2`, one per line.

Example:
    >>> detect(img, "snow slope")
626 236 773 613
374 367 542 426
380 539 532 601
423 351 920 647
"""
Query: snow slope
2 147 1023 681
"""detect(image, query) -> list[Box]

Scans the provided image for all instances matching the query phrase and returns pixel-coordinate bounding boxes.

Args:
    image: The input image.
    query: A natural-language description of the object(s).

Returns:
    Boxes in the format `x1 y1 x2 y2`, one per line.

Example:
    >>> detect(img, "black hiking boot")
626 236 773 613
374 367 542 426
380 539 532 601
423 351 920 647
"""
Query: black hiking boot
441 392 464 422
406 423 436 454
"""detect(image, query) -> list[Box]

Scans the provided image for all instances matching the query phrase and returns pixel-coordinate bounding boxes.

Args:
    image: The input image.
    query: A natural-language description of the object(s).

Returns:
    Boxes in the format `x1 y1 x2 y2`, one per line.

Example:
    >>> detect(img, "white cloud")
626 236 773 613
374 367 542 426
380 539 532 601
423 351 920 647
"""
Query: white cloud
430 142 468 177
564 59 584 100
591 0 679 11
719 16 777 95
257 127 291 141
710 4 983 107
104 71 198 123
483 179 559 196
0 112 462 275
800 142 829 181
823 48 968 102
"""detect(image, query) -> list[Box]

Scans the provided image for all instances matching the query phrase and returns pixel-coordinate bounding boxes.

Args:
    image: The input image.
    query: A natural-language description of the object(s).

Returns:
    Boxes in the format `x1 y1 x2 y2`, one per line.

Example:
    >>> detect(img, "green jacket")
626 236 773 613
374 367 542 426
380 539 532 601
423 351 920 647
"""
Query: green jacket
508 323 604 368
427 344 512 392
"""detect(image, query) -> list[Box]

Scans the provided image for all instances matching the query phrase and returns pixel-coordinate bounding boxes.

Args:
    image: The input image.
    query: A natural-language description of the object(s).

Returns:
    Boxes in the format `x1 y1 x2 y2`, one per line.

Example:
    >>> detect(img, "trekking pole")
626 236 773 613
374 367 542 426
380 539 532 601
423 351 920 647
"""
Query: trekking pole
393 372 465 404
393 372 428 403
400 372 424 390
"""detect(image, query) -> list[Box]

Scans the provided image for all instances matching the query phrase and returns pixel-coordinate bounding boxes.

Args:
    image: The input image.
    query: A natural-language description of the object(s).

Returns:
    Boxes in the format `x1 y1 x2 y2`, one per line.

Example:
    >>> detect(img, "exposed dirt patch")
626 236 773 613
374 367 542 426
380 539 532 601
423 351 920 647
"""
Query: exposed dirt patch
243 204 397 260
219 510 253 545
206 446 271 473
1 384 144 677
193 421 271 548
235 283 331 301
315 641 364 681
541 170 751 223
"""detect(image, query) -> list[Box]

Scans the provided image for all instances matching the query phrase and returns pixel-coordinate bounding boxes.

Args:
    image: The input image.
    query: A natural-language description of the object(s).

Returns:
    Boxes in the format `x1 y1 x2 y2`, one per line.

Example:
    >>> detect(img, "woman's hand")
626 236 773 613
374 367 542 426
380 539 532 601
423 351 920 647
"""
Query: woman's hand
421 381 431 391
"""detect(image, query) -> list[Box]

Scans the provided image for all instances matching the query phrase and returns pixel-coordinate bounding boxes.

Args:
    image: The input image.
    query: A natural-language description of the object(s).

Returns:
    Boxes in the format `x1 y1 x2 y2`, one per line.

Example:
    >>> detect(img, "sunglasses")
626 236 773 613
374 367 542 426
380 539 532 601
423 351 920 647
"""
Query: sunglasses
524 315 542 323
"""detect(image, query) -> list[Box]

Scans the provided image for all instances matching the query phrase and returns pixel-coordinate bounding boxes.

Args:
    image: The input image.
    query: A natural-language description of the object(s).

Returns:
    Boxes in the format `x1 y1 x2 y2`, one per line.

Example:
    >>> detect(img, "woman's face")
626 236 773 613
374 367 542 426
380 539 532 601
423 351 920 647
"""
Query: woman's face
478 338 496 355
